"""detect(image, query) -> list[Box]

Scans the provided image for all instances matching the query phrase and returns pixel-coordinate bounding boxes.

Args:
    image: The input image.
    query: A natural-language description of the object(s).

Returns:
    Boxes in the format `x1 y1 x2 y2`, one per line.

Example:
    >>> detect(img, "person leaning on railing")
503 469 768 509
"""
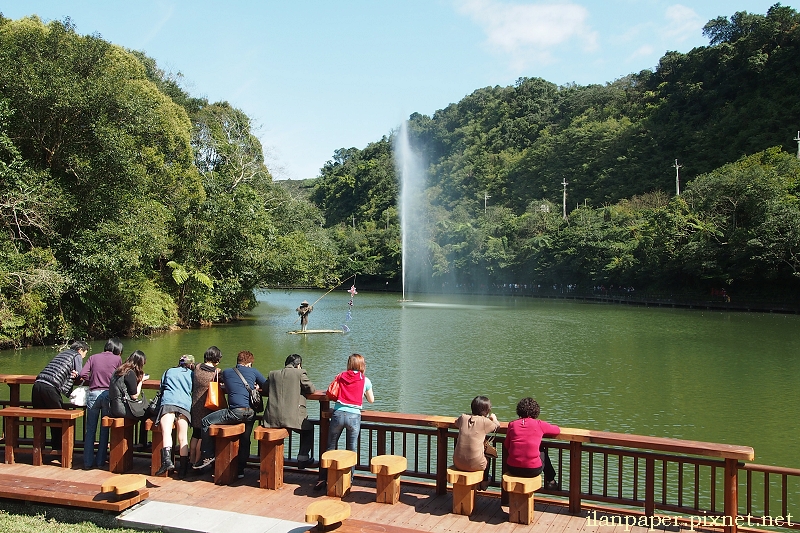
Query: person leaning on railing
108 351 147 419
80 338 123 470
32 340 89 451
503 397 560 490
154 354 195 478
194 350 267 479
261 353 317 468
453 395 500 491
189 346 223 468
315 353 375 491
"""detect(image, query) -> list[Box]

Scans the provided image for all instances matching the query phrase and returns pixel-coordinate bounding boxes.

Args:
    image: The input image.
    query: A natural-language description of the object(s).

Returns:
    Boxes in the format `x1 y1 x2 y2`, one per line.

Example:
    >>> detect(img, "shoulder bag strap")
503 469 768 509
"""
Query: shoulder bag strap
233 366 252 391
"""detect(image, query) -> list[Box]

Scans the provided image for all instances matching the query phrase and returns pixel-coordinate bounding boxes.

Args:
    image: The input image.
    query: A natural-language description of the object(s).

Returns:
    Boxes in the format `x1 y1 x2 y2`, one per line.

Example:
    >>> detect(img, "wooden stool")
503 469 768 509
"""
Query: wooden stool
143 418 178 477
370 454 407 504
321 449 357 498
447 467 484 516
254 426 289 489
101 473 147 501
102 417 137 473
502 474 542 524
209 423 246 485
305 499 351 531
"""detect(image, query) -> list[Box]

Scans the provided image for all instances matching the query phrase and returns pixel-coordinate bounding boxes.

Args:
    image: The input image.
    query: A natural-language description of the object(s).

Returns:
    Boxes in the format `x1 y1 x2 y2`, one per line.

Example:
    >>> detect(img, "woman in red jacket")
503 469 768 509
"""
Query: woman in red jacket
504 397 560 490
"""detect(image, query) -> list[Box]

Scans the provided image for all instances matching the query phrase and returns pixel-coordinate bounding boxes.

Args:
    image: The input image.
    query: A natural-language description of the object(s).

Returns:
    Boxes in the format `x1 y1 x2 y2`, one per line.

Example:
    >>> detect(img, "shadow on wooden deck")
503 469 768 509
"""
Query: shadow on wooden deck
0 453 701 533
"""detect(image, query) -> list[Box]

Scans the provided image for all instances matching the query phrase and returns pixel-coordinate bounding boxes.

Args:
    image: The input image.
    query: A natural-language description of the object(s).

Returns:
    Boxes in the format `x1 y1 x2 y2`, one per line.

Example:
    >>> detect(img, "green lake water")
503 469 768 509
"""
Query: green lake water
2 290 798 468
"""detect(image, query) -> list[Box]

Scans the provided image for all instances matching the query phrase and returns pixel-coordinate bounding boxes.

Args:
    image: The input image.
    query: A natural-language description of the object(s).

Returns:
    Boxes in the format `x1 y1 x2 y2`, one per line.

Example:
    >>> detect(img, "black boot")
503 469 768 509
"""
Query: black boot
176 456 190 479
155 446 174 476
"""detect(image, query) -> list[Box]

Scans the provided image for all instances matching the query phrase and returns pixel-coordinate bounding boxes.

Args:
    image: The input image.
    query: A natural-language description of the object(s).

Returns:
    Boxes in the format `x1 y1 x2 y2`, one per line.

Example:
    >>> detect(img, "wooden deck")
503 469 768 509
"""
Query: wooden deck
0 454 703 533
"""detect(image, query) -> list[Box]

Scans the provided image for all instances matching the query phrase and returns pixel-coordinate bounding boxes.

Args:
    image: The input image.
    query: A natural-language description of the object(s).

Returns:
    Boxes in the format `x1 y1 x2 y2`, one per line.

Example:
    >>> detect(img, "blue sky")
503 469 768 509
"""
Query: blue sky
3 1 794 180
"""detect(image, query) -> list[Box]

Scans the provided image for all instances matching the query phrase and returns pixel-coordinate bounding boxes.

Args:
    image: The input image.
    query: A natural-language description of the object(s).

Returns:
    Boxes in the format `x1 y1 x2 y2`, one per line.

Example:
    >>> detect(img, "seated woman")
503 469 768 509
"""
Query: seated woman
453 395 500 491
109 350 147 420
504 397 560 490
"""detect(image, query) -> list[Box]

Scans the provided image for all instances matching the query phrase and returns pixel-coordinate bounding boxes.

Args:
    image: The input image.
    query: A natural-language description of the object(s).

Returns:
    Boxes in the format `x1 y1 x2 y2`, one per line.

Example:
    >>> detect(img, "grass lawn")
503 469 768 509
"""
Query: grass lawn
0 507 140 533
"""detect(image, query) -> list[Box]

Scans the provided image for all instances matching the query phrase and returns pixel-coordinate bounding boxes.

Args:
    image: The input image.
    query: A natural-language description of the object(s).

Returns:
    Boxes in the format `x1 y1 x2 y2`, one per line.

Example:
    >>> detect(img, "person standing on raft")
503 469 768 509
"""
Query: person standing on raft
297 301 313 332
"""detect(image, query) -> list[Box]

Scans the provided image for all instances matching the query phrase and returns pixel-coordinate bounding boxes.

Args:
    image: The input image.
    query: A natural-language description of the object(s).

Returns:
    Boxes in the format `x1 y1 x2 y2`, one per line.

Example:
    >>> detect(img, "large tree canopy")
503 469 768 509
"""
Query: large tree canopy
0 15 333 346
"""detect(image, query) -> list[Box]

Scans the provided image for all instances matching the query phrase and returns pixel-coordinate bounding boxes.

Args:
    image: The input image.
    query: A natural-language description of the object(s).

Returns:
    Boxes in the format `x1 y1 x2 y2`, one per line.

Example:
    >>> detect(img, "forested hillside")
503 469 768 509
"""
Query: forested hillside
311 4 800 298
2 6 799 347
0 16 337 347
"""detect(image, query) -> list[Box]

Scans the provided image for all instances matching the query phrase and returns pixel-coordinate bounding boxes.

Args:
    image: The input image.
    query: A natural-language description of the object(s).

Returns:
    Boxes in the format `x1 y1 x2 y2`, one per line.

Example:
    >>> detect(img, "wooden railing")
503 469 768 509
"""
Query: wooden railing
2 376 796 533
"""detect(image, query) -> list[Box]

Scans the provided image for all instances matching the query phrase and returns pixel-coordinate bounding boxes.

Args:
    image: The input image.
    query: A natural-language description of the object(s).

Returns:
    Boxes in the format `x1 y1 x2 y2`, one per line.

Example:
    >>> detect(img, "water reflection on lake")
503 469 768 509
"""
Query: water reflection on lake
2 289 798 467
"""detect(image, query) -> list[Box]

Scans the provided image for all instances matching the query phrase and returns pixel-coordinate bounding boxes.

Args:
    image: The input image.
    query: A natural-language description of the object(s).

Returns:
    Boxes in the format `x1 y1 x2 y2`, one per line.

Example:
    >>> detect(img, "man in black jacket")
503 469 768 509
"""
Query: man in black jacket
32 340 89 450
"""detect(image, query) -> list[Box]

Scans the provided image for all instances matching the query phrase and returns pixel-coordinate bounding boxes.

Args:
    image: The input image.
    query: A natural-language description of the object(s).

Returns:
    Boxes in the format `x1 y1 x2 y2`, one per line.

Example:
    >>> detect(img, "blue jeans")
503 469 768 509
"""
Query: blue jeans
83 389 110 468
200 407 255 472
320 409 361 481
327 409 361 453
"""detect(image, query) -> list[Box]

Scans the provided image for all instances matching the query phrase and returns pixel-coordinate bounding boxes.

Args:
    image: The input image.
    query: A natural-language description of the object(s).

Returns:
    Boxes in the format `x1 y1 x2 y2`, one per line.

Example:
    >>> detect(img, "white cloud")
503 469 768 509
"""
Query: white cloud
457 0 597 68
626 44 654 63
662 4 703 43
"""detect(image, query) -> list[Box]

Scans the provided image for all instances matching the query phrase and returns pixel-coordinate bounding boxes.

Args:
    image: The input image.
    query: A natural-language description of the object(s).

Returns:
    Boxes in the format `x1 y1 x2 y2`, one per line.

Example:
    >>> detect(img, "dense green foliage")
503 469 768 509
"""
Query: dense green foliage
2 6 800 347
311 4 800 298
0 16 335 347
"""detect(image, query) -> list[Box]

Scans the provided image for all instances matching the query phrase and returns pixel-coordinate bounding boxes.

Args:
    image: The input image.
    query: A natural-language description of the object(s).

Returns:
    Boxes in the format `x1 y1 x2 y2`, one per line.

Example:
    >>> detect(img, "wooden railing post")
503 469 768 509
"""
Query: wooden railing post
569 441 582 514
645 457 655 517
377 428 387 456
436 426 449 495
319 399 330 457
724 458 739 533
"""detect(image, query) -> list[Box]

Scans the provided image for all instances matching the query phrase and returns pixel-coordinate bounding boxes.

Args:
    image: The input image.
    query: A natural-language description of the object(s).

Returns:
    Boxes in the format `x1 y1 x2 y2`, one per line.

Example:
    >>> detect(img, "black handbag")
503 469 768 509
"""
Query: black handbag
125 390 147 419
146 389 163 418
109 373 147 419
233 367 263 412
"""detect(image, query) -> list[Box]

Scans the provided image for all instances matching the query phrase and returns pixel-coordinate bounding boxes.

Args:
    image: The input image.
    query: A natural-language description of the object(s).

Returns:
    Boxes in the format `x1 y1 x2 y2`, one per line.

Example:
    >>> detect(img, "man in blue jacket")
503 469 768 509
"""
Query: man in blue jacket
194 350 267 478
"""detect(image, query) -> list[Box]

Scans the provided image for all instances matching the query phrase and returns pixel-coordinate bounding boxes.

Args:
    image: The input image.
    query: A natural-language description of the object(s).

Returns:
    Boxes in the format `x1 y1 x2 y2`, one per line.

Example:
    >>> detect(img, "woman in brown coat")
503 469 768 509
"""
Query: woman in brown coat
453 395 500 491
189 346 223 467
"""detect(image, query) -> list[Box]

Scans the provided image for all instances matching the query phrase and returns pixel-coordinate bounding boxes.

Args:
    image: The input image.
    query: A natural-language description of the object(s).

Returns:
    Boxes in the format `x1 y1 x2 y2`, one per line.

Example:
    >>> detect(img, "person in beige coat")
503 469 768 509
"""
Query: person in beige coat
261 353 317 468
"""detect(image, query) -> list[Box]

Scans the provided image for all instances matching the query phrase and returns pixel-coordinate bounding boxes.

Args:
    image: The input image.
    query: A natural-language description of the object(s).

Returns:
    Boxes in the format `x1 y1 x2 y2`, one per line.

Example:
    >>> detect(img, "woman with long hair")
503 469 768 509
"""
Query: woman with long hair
108 350 147 420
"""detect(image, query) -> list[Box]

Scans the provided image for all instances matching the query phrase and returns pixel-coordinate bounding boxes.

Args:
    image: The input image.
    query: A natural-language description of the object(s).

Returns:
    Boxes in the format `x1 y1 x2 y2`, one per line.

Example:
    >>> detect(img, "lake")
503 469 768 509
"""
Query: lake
1 289 798 468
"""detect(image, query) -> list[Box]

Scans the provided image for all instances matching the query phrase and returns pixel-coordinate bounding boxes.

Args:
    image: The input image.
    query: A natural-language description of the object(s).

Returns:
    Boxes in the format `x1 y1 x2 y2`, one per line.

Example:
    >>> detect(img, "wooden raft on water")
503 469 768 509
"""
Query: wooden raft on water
288 329 344 335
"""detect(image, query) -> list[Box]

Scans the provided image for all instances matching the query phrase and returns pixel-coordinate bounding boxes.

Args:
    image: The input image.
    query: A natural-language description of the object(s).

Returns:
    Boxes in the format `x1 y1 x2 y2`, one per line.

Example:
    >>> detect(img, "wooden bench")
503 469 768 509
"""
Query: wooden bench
101 416 137 473
0 472 148 512
502 474 542 524
305 499 351 531
209 423 246 485
321 449 357 498
254 426 289 489
2 407 83 468
446 467 484 516
370 454 407 504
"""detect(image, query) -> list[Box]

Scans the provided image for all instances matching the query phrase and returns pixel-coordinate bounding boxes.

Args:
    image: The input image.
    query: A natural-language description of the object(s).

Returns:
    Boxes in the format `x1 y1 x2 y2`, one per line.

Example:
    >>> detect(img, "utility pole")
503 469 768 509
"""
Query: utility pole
794 131 800 160
673 159 682 196
561 178 568 220
484 192 491 214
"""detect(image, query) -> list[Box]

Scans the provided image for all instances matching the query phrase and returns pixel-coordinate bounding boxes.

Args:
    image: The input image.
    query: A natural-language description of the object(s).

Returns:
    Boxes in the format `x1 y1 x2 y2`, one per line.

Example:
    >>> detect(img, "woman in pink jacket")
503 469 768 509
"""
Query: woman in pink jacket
504 397 560 490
